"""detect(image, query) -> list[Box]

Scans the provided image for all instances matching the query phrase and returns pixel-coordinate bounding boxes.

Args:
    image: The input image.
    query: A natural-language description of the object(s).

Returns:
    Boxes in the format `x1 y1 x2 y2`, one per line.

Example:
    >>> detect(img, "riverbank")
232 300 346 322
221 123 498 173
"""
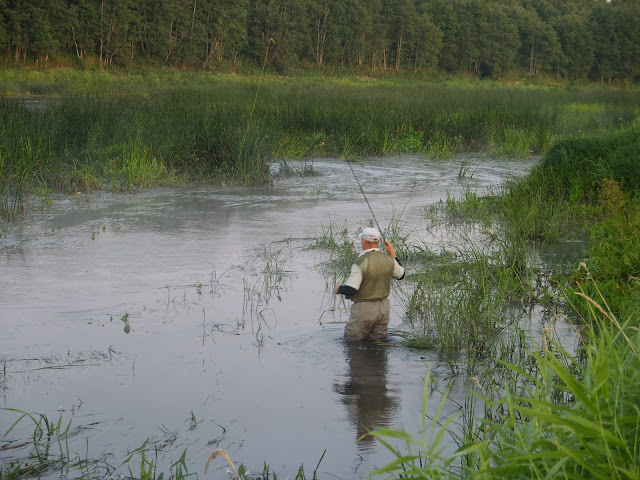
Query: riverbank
2 69 640 220
369 127 640 479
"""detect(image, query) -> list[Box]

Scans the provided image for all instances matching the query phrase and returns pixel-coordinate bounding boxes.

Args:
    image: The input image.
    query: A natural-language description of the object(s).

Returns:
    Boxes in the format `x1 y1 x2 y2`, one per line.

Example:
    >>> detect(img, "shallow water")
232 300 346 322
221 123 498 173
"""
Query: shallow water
0 156 577 478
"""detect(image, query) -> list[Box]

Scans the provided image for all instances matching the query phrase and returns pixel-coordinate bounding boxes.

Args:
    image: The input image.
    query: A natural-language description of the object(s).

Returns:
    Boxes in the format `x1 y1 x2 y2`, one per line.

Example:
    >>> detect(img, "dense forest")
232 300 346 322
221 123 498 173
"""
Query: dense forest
1 0 639 81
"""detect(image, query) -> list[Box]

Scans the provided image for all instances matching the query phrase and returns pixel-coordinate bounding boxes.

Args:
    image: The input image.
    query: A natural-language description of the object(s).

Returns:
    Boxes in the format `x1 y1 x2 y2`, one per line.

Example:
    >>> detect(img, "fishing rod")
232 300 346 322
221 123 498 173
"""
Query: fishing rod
345 159 384 240
238 38 275 168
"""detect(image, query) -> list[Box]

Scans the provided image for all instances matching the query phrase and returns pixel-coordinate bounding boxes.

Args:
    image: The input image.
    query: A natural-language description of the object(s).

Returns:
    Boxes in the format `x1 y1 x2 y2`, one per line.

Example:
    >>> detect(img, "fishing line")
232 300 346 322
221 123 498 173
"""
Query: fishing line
345 159 383 237
237 38 275 167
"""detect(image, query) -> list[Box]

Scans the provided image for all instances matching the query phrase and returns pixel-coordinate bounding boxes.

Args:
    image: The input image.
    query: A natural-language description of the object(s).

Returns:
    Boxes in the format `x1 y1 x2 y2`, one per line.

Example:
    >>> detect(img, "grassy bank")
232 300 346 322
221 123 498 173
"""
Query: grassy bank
362 126 640 477
2 68 640 220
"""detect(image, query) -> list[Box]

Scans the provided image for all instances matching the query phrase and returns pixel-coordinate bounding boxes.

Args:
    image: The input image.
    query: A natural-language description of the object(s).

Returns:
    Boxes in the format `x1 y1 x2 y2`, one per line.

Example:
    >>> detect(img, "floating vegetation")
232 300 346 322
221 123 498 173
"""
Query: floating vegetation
1 410 202 480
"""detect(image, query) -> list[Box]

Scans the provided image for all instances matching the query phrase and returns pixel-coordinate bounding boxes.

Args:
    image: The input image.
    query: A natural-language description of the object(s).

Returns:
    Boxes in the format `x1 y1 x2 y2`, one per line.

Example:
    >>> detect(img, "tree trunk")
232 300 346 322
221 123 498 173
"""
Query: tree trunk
395 27 404 70
165 20 174 63
184 0 197 67
72 26 82 59
99 0 105 66
314 0 329 66
202 39 220 70
190 0 197 37
529 34 535 75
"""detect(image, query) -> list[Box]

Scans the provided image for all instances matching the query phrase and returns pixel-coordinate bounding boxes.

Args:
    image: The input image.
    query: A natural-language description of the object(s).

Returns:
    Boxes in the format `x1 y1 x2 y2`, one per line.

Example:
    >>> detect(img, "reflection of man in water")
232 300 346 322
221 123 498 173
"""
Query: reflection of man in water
334 343 398 450
334 227 405 342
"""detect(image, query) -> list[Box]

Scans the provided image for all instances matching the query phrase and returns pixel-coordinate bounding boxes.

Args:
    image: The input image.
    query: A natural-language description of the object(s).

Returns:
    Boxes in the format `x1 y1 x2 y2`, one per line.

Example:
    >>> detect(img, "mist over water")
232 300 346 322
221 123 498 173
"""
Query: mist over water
2 155 558 478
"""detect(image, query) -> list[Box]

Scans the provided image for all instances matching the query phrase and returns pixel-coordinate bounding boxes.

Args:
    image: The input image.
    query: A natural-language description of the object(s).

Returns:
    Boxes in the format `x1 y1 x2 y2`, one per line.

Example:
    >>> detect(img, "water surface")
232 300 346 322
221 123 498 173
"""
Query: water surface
2 155 564 478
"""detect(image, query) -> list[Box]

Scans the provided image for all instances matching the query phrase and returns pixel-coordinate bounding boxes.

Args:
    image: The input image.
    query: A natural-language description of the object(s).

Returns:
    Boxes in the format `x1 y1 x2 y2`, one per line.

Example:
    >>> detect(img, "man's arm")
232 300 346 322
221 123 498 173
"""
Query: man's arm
334 263 363 297
384 240 405 280
335 285 357 296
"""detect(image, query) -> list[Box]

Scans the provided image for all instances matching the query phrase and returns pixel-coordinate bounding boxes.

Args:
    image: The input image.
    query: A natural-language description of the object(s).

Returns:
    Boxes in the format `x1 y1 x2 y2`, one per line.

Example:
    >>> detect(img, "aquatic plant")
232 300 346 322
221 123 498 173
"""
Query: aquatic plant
2 410 204 480
107 141 175 191
394 240 538 365
369 281 640 479
1 409 82 479
312 221 360 277
368 370 462 479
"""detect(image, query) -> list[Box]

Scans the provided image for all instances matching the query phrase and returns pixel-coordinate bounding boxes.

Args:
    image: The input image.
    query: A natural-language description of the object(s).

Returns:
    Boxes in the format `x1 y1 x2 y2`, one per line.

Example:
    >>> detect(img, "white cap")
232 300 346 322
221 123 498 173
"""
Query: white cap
359 227 381 242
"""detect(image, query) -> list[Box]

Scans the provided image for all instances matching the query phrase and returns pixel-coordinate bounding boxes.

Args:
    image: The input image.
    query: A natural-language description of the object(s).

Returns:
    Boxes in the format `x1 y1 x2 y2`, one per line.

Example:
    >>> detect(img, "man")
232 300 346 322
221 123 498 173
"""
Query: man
334 227 405 342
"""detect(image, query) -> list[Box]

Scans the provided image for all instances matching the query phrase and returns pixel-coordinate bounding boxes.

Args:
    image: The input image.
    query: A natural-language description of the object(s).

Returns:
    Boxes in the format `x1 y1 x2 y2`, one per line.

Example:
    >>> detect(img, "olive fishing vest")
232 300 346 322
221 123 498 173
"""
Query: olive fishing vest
350 251 395 302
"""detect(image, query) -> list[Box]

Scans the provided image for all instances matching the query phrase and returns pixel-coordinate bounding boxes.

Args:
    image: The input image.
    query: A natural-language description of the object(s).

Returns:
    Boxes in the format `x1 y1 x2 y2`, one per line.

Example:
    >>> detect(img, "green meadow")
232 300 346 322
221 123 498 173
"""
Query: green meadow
2 68 640 220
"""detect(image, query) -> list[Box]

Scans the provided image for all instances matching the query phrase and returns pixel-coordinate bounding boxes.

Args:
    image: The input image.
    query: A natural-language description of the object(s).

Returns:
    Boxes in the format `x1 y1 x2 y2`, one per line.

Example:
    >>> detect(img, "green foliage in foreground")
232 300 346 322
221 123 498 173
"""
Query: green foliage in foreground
369 283 640 479
480 300 640 479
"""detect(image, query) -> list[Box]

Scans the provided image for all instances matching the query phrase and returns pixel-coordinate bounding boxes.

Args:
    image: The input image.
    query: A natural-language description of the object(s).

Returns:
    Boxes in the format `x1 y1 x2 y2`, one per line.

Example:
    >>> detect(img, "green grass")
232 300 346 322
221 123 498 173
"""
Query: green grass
367 281 640 479
2 68 640 219
366 119 640 480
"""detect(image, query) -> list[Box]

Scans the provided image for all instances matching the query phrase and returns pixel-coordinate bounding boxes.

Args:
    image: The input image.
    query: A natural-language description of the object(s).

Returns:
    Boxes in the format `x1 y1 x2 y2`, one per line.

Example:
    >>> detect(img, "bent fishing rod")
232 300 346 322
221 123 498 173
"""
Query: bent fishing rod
345 159 384 240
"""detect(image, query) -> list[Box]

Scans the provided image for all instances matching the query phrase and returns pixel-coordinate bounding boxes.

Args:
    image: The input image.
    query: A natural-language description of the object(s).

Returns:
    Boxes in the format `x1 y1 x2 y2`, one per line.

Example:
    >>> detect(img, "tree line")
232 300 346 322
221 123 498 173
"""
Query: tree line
2 0 639 81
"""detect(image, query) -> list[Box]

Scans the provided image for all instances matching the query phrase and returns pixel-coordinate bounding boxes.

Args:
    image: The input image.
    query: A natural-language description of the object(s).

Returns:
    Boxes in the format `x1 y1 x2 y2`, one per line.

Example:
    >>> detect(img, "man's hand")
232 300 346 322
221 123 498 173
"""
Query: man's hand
334 284 340 294
384 240 396 258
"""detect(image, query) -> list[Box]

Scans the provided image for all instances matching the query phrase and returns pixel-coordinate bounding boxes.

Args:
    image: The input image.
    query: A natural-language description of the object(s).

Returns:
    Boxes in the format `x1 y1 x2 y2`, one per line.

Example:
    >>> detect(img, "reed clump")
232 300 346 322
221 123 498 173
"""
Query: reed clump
395 243 538 359
0 88 273 220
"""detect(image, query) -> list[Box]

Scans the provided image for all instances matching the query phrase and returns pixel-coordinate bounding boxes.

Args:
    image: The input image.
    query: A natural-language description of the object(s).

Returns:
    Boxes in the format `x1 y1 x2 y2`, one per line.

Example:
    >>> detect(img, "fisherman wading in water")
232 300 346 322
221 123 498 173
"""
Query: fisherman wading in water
334 227 405 342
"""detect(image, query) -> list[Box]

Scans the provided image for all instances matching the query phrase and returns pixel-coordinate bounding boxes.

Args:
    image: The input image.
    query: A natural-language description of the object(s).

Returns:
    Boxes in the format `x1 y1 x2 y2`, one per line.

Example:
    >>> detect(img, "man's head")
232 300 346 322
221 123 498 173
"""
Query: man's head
359 227 381 249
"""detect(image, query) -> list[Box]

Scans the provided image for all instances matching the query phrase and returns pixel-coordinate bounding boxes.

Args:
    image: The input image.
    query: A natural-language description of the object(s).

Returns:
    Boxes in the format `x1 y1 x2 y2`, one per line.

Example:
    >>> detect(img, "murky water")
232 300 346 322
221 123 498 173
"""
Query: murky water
0 156 576 478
